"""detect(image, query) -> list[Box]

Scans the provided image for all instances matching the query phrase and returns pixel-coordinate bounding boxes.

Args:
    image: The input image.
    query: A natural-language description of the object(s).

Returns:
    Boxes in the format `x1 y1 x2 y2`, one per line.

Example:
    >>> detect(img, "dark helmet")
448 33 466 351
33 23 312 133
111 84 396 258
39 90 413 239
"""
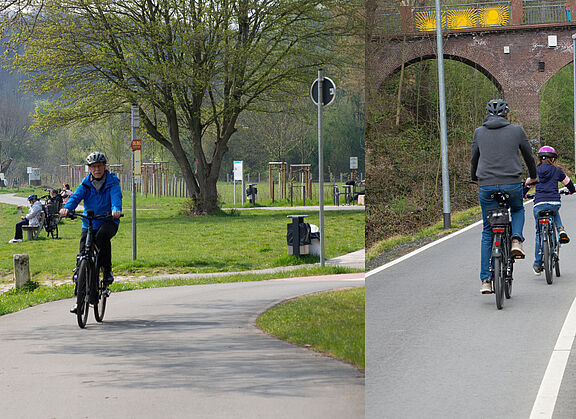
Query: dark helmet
27 194 38 201
86 152 107 165
486 99 510 117
538 145 558 159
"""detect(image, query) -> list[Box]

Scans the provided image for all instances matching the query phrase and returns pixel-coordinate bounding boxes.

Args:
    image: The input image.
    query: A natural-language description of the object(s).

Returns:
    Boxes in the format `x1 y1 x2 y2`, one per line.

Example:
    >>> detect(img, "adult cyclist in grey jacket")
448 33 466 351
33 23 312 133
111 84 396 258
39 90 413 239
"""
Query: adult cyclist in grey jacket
470 99 537 294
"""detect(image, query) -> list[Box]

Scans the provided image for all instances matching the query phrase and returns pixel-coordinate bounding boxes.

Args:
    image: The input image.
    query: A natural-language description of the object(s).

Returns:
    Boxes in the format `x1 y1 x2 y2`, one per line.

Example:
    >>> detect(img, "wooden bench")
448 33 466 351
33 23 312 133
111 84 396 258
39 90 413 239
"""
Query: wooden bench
21 211 45 240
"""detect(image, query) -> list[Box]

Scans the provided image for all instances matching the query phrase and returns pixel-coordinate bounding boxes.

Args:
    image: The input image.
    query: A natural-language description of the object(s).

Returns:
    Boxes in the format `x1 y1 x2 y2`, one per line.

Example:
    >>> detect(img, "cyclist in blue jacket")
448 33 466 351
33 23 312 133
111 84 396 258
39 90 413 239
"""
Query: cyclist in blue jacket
530 146 575 275
60 152 122 295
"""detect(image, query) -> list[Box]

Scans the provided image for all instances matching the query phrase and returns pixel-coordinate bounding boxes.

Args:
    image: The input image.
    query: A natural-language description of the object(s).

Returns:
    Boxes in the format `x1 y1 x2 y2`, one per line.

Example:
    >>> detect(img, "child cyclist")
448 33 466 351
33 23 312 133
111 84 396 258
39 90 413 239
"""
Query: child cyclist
531 146 575 275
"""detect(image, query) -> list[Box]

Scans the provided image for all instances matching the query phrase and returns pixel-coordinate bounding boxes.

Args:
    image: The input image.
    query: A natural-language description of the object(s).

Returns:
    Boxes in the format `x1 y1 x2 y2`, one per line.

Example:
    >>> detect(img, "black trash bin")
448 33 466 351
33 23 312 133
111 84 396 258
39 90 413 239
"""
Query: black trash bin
286 215 311 256
246 183 258 205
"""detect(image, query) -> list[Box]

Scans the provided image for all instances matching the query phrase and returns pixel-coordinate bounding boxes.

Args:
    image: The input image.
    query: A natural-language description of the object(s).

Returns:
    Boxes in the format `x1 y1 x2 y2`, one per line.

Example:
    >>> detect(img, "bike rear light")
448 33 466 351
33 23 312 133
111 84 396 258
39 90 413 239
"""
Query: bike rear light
539 219 550 224
492 228 505 232
494 241 500 247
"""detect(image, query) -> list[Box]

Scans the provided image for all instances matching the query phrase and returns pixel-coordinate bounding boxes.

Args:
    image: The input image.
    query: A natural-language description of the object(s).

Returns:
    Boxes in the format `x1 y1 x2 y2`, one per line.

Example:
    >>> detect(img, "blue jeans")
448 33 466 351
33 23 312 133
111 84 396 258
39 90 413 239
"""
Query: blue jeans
478 183 525 281
533 202 562 267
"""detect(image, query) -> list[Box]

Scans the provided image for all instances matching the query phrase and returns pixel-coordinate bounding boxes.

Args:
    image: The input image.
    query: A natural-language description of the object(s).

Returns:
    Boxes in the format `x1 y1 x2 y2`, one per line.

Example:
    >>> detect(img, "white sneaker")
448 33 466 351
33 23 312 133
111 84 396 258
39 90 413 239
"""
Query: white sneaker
480 281 492 294
8 239 22 243
511 239 525 258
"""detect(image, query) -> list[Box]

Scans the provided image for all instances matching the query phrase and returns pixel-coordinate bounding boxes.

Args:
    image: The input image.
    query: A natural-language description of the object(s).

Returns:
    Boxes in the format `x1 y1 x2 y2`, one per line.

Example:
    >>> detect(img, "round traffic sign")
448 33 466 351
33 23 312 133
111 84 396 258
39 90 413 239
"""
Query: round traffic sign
310 77 336 106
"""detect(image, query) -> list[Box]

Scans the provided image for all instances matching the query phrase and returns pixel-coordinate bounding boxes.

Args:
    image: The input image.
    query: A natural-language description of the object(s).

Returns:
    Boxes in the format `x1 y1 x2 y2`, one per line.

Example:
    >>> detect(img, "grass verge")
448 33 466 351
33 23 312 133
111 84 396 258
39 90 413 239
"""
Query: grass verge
0 200 364 282
366 206 482 267
0 266 360 316
256 286 365 370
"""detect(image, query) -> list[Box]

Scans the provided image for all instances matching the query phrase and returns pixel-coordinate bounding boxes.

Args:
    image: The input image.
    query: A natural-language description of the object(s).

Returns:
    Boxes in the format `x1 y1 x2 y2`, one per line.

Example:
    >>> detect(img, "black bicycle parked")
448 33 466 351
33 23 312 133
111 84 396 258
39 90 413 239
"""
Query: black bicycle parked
486 192 522 309
67 210 120 328
39 192 62 239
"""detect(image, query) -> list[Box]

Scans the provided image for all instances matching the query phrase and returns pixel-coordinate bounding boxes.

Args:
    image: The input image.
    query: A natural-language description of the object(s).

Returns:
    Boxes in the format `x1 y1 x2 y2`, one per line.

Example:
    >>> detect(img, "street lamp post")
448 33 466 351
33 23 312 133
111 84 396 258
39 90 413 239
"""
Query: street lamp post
435 0 451 228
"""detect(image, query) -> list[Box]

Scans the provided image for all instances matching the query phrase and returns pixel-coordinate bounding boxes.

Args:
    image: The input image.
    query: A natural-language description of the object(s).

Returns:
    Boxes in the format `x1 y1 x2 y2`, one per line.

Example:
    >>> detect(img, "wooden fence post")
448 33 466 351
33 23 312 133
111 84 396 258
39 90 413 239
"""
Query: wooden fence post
13 254 30 288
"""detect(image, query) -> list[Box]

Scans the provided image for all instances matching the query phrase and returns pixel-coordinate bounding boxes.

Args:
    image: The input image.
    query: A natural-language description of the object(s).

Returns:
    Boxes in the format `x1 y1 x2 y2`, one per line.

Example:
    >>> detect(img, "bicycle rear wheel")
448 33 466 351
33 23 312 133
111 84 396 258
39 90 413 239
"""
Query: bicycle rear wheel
76 259 90 328
543 230 554 284
94 268 107 322
493 257 504 309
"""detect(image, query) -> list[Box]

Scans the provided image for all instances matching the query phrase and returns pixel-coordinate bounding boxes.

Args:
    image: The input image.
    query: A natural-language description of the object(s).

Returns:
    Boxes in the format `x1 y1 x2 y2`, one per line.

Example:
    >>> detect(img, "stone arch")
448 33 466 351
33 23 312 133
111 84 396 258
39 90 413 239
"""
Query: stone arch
384 53 504 95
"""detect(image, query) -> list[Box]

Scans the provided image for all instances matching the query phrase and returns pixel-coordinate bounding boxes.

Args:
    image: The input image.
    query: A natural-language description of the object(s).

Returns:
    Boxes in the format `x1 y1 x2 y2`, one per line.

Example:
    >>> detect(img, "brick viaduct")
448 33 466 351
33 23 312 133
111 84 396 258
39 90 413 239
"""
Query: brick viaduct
369 23 576 137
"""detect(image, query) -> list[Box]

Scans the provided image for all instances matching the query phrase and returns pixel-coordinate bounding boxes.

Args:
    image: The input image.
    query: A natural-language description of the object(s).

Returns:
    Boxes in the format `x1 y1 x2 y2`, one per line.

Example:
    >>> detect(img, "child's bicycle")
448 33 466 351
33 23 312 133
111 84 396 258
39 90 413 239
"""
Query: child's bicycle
66 210 122 329
527 190 570 284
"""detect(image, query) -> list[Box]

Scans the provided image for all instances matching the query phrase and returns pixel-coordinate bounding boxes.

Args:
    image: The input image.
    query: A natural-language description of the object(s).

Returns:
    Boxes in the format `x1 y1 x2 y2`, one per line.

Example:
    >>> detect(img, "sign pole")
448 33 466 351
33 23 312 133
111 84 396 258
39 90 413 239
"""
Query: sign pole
317 69 325 267
131 104 139 261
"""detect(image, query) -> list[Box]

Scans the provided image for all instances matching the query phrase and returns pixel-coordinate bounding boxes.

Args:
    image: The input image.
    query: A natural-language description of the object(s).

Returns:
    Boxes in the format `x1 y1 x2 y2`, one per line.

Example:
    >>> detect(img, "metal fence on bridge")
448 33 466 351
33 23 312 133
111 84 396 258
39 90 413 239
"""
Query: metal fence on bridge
377 1 571 34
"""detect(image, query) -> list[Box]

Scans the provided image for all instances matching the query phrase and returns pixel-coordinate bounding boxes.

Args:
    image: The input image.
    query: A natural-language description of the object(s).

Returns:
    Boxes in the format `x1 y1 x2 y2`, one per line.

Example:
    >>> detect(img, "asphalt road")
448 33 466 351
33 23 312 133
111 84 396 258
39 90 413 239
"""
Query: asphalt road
0 277 364 419
366 195 576 418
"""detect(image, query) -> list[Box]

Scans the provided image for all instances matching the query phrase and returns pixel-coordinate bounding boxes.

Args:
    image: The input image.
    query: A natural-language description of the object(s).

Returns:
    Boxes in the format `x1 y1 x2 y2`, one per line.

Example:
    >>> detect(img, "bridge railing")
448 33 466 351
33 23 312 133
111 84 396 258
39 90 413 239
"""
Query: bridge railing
523 0 568 25
376 1 572 34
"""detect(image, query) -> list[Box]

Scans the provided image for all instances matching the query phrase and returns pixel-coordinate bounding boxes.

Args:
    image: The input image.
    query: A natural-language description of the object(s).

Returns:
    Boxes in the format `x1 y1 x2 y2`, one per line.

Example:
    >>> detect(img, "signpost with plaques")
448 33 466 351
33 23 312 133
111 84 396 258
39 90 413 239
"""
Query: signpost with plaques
233 160 244 205
131 104 139 260
350 156 358 181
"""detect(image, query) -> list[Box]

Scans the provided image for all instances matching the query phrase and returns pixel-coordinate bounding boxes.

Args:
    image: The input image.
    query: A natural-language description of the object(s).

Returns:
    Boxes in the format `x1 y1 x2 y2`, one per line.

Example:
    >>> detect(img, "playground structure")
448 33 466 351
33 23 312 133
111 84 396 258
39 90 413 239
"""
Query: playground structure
289 164 312 206
142 161 169 197
60 164 127 190
60 164 87 187
108 164 126 190
268 162 287 202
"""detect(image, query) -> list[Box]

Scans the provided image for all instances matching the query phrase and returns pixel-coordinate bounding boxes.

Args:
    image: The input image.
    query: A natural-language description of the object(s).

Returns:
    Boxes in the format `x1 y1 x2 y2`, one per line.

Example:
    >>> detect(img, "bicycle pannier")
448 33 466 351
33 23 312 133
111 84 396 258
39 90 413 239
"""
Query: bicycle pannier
486 208 510 226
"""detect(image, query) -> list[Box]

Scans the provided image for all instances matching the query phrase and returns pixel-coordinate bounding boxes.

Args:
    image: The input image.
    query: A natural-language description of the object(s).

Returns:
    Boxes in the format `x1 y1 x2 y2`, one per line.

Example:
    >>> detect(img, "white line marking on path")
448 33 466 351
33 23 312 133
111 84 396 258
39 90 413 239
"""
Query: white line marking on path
365 200 576 417
365 220 483 278
530 296 576 418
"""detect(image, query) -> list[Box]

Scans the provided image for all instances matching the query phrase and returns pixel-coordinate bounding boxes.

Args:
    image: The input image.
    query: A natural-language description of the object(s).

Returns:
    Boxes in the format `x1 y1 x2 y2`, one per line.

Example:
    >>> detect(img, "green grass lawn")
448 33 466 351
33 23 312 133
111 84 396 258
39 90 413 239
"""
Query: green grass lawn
0 195 364 283
256 286 365 370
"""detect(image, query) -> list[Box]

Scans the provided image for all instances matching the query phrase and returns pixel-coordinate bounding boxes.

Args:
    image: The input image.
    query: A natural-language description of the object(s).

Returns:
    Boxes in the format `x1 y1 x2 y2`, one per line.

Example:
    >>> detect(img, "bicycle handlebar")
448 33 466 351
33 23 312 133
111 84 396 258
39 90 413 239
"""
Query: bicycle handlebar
66 210 124 220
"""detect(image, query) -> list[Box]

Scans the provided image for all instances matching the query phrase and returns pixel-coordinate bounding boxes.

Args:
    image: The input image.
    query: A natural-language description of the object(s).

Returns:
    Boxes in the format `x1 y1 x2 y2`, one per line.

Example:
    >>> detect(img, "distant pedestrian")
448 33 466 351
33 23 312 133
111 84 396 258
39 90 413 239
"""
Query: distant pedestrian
60 183 73 204
8 194 43 243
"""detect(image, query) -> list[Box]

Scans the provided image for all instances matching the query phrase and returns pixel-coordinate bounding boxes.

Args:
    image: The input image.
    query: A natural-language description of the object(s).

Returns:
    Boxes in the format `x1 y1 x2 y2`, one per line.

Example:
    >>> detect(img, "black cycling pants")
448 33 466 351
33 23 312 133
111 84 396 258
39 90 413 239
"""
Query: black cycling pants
79 221 118 272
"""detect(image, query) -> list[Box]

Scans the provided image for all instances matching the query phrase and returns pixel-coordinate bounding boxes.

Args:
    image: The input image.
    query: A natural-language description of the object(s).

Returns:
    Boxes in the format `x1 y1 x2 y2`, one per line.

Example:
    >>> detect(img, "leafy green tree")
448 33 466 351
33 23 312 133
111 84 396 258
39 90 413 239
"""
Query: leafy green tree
3 0 359 213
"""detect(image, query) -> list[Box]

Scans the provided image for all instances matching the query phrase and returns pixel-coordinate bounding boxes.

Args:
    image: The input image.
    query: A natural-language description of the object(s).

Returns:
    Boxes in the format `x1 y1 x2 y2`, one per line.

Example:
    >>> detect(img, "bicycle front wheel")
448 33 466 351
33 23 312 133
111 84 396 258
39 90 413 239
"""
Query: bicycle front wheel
76 259 90 328
543 231 554 285
493 257 504 310
94 269 107 323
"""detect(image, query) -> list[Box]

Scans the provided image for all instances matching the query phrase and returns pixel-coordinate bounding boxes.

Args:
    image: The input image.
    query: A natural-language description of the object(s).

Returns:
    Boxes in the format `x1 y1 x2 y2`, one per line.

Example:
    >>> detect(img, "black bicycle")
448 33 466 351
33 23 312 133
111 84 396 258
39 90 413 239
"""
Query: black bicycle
529 190 570 284
486 192 521 309
39 193 62 239
68 210 121 328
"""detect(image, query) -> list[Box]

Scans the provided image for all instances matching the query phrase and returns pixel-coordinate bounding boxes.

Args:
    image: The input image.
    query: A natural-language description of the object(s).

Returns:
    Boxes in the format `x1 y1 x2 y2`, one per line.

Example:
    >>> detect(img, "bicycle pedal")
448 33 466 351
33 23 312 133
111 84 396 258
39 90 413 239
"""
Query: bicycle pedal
514 255 525 259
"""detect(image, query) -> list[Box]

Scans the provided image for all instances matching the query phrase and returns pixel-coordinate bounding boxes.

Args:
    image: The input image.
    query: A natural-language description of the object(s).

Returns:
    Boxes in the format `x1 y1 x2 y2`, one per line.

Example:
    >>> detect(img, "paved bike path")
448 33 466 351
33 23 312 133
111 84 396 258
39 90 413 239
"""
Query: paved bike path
367 195 576 418
0 277 364 419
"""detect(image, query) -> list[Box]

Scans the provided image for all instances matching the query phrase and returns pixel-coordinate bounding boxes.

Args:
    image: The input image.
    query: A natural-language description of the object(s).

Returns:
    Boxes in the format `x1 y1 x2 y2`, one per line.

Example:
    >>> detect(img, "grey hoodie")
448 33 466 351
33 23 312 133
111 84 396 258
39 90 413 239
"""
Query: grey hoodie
470 115 537 186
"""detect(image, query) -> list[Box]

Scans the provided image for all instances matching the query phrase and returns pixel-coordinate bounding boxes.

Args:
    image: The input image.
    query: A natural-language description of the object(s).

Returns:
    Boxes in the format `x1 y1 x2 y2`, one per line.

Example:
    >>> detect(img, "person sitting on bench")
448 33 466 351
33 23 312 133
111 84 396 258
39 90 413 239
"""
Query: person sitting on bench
9 194 43 243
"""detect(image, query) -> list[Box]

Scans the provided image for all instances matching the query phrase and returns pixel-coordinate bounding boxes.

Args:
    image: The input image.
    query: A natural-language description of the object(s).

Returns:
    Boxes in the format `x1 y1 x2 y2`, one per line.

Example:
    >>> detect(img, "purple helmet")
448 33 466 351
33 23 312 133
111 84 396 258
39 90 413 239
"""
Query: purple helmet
537 146 557 159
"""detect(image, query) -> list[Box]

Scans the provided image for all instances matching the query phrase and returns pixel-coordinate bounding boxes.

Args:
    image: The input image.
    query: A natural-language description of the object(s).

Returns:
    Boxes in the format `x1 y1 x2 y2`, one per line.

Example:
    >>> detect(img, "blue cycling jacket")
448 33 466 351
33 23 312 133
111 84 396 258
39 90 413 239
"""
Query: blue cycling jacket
64 170 123 230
